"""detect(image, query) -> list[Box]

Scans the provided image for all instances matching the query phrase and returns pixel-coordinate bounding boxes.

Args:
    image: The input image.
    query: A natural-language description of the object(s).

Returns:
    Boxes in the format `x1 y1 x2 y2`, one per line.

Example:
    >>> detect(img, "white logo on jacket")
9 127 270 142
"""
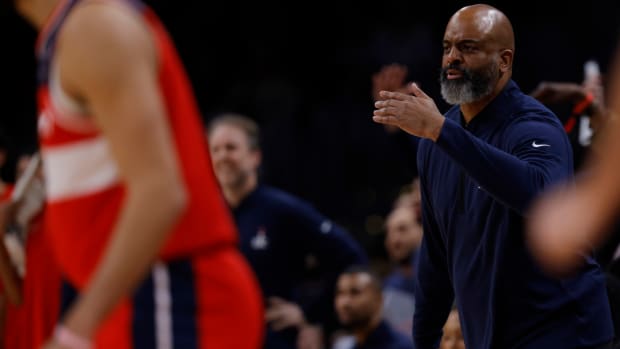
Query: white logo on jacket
251 226 269 250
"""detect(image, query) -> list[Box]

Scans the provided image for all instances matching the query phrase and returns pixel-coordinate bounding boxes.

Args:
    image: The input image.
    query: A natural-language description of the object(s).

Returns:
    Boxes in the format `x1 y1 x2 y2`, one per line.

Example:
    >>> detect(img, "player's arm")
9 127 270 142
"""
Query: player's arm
52 2 187 341
574 117 620 233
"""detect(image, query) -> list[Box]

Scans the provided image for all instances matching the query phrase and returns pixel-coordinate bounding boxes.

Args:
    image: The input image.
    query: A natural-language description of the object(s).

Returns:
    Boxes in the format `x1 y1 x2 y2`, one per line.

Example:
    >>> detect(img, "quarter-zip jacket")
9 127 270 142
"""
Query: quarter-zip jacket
413 80 613 349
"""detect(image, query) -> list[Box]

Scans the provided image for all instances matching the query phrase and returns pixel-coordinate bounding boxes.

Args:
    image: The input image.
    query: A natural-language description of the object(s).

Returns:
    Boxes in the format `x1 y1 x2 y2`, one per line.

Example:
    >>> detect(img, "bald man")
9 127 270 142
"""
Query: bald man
373 4 613 349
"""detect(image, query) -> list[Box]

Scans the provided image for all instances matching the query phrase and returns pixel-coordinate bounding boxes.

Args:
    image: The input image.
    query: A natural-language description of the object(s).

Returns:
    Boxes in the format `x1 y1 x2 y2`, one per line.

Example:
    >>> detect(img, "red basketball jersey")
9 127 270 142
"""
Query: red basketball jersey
36 0 237 288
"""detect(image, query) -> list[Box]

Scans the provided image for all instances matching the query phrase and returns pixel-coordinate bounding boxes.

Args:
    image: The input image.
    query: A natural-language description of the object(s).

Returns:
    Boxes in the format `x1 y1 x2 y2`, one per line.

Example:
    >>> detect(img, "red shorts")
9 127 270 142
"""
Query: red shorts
61 248 263 349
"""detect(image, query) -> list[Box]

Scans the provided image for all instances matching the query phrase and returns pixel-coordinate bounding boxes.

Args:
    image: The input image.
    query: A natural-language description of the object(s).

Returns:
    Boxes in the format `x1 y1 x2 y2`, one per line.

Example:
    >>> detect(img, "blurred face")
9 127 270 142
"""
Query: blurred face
385 207 423 265
440 310 465 349
208 124 260 191
440 16 500 105
334 273 381 330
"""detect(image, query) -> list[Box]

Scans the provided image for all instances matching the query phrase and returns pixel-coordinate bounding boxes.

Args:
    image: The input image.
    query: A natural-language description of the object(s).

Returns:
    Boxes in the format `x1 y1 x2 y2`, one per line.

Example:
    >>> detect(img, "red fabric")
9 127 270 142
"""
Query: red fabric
37 1 239 287
87 250 263 349
3 212 61 349
194 249 264 349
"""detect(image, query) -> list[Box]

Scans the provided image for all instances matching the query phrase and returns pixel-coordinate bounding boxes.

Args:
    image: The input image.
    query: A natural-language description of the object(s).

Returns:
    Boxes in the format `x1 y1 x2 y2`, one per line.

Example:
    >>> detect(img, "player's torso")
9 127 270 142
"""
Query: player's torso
36 0 237 287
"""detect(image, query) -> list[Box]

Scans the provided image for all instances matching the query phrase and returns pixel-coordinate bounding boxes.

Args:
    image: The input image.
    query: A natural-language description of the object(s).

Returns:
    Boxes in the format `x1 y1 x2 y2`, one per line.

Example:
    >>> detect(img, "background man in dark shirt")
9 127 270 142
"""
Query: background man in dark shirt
334 265 412 349
208 114 367 349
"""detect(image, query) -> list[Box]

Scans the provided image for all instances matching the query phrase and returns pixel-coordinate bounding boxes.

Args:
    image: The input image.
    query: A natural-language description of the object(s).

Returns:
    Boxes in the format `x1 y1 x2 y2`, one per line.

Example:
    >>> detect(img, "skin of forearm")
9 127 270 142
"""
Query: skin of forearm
62 177 187 337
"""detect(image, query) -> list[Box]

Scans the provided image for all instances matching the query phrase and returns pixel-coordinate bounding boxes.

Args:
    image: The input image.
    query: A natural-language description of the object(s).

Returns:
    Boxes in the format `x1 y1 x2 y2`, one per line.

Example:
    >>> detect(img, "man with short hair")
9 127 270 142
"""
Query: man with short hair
373 4 613 349
208 113 367 349
334 265 412 349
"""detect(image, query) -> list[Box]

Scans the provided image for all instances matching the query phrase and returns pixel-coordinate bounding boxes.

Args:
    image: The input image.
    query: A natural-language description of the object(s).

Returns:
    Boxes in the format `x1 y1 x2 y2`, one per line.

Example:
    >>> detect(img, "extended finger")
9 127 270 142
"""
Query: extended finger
374 98 404 109
408 83 430 99
373 106 399 116
372 115 399 125
378 90 410 101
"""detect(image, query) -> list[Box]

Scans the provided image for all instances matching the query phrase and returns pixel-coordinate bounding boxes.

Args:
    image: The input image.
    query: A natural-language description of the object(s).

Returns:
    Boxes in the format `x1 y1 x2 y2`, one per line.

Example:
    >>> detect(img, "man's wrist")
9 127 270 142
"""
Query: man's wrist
430 115 446 142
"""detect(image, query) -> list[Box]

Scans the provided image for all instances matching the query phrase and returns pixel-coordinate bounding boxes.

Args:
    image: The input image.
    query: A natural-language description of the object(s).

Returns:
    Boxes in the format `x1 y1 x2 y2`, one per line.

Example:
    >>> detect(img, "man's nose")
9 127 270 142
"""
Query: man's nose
445 47 462 65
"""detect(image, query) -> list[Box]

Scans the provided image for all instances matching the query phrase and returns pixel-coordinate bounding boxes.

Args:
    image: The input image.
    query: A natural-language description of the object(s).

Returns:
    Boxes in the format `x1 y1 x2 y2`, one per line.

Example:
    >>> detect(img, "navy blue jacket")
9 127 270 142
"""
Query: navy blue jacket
413 81 613 349
353 320 413 349
233 185 367 349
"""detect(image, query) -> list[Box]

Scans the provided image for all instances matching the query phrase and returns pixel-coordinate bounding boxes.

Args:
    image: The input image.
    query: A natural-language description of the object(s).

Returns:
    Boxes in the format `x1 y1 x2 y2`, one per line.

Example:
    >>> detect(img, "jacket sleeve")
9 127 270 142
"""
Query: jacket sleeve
435 114 573 214
289 199 368 324
412 145 455 349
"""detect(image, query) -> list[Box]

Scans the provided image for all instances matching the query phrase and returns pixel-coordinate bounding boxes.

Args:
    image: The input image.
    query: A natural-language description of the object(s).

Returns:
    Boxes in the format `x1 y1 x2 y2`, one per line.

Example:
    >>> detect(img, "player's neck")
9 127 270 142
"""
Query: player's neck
16 0 59 29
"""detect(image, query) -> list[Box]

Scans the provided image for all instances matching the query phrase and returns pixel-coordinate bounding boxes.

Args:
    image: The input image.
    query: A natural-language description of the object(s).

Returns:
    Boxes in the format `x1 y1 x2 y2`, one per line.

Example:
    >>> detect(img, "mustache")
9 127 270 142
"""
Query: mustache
441 63 471 80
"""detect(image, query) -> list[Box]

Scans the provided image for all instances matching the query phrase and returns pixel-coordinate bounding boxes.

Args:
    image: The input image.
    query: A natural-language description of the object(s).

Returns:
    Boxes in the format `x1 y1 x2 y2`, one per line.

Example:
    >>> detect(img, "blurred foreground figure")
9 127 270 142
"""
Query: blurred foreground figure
13 0 263 347
528 50 620 277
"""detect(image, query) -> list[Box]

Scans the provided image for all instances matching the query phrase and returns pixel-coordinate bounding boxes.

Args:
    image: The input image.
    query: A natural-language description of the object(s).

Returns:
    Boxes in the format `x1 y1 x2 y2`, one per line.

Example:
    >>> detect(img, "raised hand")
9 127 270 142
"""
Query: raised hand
373 83 445 141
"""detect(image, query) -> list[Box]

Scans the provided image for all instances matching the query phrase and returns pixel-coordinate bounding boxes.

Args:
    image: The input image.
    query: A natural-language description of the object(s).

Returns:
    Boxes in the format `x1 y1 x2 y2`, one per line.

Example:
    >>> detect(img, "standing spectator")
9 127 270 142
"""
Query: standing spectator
208 113 367 349
373 4 613 349
382 187 423 337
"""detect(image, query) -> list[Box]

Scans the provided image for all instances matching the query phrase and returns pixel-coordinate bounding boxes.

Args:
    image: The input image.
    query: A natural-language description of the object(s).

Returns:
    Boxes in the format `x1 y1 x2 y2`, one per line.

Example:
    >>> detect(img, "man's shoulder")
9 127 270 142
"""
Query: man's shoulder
387 328 414 349
60 1 149 53
510 86 558 120
256 186 311 211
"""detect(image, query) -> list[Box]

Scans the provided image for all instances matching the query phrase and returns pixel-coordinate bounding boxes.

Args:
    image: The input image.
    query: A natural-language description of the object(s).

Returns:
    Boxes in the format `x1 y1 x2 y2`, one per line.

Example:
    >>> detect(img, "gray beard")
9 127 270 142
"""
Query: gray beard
440 81 489 105
440 63 498 105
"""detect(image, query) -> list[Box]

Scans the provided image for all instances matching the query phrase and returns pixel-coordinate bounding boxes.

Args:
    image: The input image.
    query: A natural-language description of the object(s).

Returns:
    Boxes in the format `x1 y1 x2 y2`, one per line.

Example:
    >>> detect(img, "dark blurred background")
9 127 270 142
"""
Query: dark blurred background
1 0 620 257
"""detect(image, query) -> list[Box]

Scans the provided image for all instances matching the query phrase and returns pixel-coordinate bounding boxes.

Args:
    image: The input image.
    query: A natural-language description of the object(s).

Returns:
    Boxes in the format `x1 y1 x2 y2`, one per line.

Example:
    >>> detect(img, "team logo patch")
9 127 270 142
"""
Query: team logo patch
250 226 269 250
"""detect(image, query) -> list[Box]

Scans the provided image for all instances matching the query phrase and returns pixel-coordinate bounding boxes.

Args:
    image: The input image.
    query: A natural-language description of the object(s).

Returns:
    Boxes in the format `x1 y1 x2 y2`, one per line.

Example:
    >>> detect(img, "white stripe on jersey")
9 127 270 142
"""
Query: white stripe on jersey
153 261 174 349
43 136 120 202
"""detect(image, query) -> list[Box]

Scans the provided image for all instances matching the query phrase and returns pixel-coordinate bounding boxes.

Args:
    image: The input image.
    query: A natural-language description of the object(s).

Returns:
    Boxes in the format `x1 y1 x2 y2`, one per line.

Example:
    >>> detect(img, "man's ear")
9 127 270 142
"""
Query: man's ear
252 150 262 169
499 49 514 73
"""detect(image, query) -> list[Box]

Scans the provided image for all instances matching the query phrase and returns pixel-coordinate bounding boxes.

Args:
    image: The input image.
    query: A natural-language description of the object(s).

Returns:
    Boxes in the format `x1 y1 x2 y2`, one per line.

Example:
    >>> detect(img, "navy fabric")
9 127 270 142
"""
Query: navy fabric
132 260 198 349
132 268 156 349
353 321 413 349
413 80 613 349
234 185 367 349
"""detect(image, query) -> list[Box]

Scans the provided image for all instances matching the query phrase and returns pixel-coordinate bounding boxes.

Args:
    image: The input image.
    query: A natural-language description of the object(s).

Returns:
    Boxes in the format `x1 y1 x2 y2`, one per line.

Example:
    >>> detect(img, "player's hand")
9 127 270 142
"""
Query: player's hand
42 324 92 349
265 297 306 331
373 83 445 141
41 339 70 349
